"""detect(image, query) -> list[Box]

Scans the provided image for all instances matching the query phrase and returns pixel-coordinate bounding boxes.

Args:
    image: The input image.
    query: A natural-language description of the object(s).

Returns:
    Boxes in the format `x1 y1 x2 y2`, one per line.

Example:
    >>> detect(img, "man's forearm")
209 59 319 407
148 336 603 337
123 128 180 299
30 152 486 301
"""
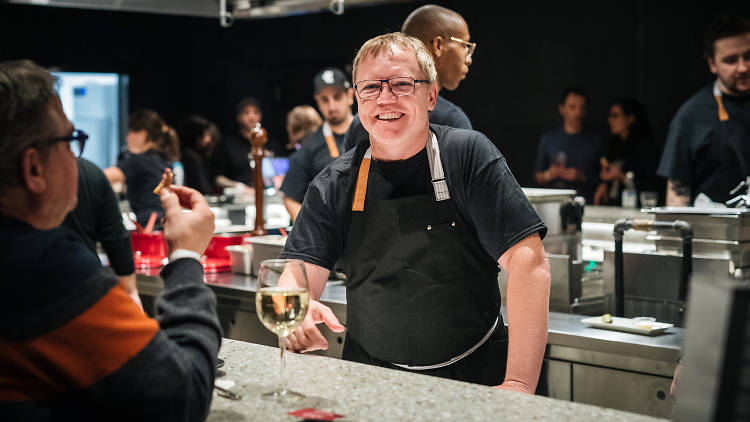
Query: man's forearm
215 175 240 189
503 262 549 393
497 235 550 394
667 179 690 206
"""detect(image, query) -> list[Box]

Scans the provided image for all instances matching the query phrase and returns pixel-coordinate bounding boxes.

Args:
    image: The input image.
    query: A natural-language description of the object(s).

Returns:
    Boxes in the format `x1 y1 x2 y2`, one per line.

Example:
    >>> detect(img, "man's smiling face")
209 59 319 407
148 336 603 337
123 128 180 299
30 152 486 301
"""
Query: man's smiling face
355 45 437 156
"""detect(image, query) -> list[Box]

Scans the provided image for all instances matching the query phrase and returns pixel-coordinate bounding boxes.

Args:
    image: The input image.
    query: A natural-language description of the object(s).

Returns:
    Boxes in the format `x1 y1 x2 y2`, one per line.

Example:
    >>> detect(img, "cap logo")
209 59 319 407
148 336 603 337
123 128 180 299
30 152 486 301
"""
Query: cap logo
322 70 335 84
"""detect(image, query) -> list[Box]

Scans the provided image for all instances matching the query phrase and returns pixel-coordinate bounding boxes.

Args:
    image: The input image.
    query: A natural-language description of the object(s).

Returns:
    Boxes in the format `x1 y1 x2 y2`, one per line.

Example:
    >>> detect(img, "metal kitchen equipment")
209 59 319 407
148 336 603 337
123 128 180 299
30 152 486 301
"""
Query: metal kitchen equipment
500 189 587 313
603 207 750 326
612 218 692 322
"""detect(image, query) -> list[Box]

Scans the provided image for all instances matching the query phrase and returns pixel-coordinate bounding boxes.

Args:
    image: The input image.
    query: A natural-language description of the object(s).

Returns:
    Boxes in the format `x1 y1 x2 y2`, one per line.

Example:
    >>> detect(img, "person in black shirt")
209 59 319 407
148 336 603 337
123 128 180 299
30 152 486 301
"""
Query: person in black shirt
104 110 179 228
211 97 263 192
657 14 750 205
534 87 603 203
177 115 219 194
63 157 140 308
280 33 550 395
284 105 323 153
281 68 354 222
594 98 661 206
342 4 475 151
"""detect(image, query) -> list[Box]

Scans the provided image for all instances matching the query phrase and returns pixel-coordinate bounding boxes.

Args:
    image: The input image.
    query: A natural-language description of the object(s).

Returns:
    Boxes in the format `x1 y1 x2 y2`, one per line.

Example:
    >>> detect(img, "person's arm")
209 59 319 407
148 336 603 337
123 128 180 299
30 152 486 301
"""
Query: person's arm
59 186 220 421
103 166 125 185
496 233 550 394
283 195 303 223
593 182 609 205
666 179 691 206
284 262 345 353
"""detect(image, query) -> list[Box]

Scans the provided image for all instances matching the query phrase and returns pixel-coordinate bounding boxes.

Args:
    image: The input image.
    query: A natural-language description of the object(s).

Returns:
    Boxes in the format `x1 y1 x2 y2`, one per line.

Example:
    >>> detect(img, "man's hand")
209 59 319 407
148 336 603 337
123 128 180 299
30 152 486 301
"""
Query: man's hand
494 380 535 394
159 186 215 255
600 162 623 182
286 300 345 353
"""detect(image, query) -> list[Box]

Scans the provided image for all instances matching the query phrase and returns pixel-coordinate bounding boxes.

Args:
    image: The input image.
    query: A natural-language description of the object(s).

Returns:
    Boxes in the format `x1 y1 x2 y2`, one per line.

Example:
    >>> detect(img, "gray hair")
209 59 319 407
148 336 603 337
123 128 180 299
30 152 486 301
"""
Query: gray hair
352 32 437 85
0 60 58 195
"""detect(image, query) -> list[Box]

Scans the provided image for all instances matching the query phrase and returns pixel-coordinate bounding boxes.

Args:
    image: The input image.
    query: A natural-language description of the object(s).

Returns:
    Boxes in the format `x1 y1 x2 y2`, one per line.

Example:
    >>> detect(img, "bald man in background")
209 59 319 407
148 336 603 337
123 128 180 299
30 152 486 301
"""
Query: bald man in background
342 4 476 151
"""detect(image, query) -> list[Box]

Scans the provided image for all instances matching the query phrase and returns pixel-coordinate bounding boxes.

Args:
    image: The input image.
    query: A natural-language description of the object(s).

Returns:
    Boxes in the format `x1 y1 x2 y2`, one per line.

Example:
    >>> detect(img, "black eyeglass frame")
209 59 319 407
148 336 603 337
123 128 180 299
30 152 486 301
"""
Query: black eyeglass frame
34 129 89 157
354 77 430 100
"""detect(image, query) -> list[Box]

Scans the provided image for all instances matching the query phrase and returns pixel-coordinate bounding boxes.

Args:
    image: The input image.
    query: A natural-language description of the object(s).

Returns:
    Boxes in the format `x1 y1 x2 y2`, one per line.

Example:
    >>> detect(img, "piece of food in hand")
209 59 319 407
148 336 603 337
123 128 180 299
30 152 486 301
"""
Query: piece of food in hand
153 168 174 195
602 313 613 323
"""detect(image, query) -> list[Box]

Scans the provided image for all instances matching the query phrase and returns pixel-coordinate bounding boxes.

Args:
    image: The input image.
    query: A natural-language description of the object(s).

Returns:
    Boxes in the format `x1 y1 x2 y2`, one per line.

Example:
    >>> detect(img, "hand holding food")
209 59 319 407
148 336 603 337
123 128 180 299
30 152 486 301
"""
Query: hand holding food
153 168 174 195
159 185 215 256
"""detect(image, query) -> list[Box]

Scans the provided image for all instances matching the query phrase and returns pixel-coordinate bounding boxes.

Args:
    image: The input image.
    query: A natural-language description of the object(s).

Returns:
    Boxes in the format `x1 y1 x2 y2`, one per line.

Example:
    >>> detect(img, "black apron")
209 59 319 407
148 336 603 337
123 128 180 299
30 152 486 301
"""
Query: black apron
339 132 508 386
695 83 750 203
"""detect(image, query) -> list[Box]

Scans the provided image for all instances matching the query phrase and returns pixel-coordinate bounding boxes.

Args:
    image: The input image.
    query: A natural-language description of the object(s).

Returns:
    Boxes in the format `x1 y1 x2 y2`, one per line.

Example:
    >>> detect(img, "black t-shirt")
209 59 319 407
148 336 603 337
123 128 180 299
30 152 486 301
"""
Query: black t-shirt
117 150 171 227
210 133 254 187
280 127 346 202
181 148 214 194
657 84 750 203
602 135 661 204
342 94 473 152
281 124 547 271
63 158 134 276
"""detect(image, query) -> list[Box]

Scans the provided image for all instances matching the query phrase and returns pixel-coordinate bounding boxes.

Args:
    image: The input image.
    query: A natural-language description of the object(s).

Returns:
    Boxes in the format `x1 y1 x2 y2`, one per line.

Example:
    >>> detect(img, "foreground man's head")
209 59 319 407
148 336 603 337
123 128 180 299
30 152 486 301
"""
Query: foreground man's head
0 60 79 229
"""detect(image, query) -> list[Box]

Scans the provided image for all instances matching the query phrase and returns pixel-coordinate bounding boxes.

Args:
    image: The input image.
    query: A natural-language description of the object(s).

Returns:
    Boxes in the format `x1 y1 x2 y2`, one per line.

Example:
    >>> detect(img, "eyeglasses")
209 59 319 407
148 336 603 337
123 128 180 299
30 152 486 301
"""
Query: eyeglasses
36 129 89 157
354 77 430 100
450 36 477 60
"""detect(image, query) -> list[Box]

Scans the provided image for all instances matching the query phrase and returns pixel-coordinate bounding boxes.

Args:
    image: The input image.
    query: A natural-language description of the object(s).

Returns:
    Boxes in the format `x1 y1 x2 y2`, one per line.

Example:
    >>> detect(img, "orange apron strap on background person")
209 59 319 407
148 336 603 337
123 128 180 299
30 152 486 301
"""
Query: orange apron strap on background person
352 149 372 212
322 122 340 158
714 82 730 122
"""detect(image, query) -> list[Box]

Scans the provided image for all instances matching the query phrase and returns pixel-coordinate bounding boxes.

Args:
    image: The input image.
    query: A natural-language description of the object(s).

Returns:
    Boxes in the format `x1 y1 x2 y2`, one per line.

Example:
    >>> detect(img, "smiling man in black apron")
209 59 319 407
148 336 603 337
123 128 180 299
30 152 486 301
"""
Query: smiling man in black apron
281 67 355 222
280 32 550 394
658 14 750 206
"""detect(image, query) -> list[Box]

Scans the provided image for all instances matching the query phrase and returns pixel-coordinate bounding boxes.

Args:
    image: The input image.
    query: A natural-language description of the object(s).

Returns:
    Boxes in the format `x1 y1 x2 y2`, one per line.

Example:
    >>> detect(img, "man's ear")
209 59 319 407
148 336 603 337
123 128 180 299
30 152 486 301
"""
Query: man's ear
20 148 47 194
347 87 355 106
707 56 718 75
431 35 444 58
427 83 438 111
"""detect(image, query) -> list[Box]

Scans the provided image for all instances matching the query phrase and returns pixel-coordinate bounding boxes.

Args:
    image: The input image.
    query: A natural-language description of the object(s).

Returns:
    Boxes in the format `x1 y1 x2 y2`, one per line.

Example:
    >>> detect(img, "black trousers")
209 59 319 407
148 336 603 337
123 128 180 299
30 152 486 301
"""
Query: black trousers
342 323 509 386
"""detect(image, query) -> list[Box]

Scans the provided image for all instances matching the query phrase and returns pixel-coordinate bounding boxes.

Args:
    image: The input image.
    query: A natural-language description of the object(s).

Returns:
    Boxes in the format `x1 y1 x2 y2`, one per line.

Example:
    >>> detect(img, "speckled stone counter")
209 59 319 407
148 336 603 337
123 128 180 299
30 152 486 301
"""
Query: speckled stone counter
208 339 663 422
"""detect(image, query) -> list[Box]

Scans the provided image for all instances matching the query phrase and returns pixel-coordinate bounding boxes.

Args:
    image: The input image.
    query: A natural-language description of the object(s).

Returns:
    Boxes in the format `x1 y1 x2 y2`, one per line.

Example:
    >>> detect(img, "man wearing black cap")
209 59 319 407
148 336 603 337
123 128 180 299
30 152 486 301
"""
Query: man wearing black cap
281 67 355 221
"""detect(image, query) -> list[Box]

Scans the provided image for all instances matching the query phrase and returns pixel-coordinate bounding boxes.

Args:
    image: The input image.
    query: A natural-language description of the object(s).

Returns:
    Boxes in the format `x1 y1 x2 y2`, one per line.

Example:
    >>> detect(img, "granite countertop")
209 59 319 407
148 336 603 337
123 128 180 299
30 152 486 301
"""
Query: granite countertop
208 339 664 422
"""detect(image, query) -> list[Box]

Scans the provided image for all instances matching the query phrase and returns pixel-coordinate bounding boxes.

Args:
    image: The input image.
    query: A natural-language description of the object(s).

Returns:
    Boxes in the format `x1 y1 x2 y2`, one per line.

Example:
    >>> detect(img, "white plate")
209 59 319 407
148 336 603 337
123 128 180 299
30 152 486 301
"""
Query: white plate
581 316 673 336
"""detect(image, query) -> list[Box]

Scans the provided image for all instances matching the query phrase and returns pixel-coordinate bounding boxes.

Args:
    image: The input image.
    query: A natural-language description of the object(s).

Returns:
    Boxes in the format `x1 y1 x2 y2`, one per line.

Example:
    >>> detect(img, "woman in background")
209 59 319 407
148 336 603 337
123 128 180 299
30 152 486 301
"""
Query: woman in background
594 98 661 205
177 115 220 194
105 109 179 228
284 105 322 153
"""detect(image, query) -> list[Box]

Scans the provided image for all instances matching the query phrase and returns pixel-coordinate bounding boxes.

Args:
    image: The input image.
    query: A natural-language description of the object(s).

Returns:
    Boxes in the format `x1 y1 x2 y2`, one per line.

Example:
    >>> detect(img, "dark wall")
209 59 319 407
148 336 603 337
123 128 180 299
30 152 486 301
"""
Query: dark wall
2 1 749 186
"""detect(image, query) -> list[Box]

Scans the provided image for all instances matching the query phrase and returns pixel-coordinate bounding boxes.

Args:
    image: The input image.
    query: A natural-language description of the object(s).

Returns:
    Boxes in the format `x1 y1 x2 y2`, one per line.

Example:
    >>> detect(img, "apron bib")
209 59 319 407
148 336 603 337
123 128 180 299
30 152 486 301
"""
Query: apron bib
340 132 507 383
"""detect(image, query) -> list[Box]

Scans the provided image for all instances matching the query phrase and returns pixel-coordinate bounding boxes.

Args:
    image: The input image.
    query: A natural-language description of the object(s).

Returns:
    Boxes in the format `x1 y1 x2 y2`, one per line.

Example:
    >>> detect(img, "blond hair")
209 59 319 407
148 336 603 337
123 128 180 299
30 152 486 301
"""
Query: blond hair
352 32 437 85
286 105 322 139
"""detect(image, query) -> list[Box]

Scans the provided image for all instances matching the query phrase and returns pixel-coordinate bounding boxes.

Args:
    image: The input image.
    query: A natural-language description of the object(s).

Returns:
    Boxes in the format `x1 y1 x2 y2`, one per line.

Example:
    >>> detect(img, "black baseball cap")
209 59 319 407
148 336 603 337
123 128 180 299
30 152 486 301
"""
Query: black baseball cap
313 67 351 94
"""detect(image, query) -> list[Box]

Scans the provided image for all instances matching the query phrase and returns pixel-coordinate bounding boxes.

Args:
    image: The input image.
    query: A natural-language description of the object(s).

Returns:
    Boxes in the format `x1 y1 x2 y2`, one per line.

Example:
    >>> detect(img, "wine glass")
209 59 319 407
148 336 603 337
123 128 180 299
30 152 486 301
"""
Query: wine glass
255 258 310 400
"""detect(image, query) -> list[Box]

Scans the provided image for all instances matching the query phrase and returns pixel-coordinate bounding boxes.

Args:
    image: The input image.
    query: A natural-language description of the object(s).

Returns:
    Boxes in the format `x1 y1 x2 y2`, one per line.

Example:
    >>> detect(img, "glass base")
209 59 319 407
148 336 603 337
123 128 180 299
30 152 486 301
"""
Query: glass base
261 388 305 402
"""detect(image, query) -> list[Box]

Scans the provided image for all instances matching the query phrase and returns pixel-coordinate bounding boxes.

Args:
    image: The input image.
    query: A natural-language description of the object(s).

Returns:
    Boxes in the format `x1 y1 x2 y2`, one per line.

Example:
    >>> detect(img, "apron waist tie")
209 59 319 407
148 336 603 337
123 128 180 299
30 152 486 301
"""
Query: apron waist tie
392 316 499 371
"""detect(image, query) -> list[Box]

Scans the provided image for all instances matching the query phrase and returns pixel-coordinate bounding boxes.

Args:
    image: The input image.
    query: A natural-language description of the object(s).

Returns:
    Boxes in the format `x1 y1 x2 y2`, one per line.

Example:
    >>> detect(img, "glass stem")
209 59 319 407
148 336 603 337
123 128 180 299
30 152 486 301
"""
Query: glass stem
278 335 287 394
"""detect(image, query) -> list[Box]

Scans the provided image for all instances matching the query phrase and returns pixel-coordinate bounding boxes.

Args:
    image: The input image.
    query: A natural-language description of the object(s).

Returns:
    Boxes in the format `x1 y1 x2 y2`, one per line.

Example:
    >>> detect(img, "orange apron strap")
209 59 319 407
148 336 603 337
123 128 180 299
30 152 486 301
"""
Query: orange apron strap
352 149 372 212
713 82 730 122
325 135 340 158
322 122 340 158
715 95 730 122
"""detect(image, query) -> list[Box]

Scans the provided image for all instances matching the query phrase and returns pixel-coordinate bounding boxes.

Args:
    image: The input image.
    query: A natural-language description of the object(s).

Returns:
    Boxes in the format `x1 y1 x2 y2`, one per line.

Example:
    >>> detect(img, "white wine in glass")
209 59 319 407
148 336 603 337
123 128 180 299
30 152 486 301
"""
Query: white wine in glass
255 259 309 400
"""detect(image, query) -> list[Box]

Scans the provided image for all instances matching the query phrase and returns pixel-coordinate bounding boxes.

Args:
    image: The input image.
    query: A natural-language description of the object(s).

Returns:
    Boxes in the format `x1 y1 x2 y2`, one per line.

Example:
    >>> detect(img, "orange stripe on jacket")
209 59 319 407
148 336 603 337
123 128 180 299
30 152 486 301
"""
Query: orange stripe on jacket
0 285 159 402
